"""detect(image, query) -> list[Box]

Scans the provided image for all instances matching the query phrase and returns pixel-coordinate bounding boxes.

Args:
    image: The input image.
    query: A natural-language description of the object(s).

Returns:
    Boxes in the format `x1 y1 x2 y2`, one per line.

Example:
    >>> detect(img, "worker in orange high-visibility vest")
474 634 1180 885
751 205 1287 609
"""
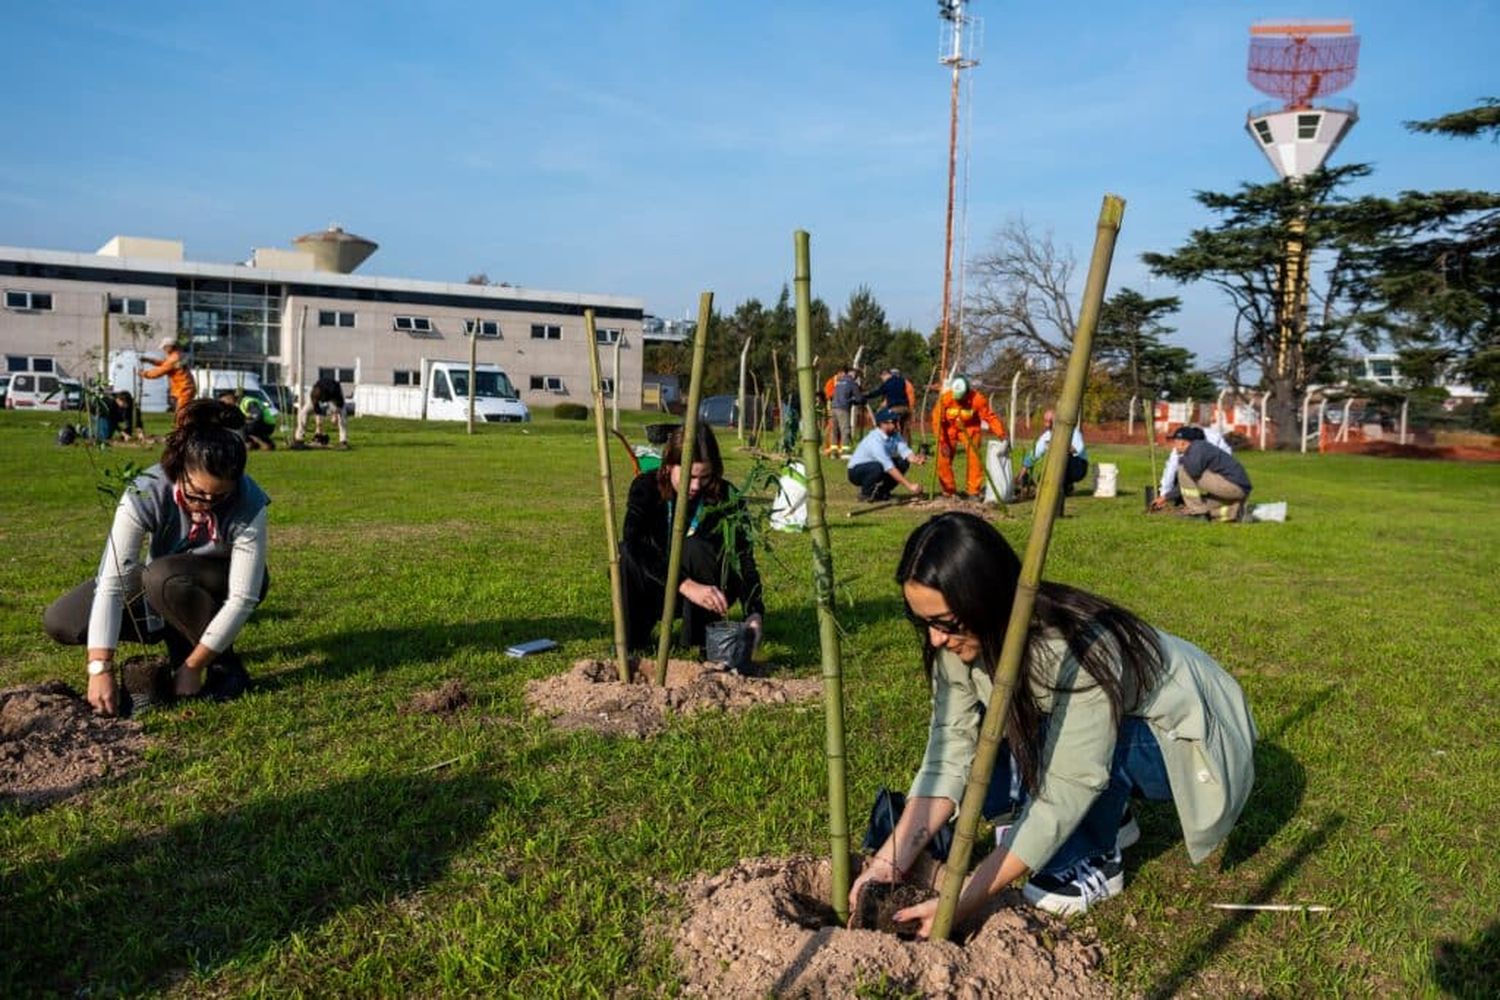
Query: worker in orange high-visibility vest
141 338 197 425
932 375 1007 497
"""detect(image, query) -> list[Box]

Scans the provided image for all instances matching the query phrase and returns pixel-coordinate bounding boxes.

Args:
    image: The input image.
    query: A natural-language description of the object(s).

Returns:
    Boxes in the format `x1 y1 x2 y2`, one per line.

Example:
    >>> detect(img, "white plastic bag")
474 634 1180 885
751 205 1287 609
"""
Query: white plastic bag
1093 462 1119 498
982 439 1015 504
1250 501 1287 523
770 461 808 532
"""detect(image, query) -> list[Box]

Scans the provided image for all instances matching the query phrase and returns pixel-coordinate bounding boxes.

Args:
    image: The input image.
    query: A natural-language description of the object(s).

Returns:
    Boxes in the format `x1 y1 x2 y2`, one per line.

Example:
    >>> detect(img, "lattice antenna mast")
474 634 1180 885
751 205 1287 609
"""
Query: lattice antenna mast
936 0 981 383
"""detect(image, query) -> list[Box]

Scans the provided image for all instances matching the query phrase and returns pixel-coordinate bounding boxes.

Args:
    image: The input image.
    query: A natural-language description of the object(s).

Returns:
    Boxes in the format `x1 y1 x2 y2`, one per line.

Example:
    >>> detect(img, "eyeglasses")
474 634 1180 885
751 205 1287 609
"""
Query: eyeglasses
903 605 971 637
180 478 235 507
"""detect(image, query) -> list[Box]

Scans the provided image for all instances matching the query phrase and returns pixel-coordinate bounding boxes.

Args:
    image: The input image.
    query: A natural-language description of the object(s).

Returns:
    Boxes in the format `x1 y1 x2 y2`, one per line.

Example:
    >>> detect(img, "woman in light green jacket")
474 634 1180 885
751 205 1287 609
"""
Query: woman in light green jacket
853 512 1257 933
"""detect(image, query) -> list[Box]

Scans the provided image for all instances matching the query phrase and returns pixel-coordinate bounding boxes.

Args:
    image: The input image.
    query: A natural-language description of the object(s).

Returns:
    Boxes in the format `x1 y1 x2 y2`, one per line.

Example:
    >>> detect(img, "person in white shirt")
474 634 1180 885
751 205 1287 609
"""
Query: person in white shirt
847 408 927 501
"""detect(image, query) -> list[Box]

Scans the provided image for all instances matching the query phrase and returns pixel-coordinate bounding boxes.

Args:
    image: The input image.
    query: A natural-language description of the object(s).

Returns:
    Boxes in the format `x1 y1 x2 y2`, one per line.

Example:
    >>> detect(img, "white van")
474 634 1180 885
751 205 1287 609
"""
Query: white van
195 368 282 424
5 371 83 411
356 361 530 423
108 349 169 413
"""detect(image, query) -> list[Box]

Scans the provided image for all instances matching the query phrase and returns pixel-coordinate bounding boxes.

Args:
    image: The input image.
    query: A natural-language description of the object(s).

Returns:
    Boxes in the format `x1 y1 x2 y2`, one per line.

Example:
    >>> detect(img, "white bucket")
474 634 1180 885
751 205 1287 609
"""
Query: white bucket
1251 501 1287 523
1093 462 1119 498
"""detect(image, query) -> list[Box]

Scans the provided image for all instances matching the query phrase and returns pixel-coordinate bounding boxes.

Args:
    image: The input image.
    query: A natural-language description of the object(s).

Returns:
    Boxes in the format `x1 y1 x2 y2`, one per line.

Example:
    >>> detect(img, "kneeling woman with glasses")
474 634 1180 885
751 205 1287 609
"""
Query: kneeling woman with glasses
45 399 270 716
851 512 1257 933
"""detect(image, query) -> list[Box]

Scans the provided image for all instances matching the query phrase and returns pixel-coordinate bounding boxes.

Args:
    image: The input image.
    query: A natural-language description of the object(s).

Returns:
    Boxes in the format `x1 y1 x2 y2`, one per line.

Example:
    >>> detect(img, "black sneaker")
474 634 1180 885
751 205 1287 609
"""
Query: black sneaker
203 651 251 702
1022 850 1124 916
290 440 309 450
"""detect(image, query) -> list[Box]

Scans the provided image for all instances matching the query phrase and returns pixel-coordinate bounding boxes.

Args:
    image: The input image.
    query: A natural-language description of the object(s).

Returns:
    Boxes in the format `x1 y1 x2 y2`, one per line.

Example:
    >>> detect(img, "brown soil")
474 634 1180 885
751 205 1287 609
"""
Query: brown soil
525 658 821 738
0 681 146 809
400 679 471 715
669 854 1111 998
906 495 1005 515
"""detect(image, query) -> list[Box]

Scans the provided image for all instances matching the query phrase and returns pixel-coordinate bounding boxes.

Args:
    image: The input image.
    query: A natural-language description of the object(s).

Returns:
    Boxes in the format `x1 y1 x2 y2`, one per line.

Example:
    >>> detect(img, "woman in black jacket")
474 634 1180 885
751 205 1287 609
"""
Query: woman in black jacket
619 424 764 655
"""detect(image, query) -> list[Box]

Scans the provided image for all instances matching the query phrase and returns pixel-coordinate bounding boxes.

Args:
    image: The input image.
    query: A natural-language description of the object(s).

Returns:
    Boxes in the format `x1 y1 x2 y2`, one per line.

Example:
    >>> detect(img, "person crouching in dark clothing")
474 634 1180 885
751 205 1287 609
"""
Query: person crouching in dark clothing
618 423 765 656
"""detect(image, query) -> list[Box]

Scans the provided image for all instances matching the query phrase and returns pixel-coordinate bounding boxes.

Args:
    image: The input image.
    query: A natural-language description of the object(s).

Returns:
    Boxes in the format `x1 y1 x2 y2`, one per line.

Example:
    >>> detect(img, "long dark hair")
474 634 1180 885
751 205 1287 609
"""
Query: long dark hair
895 512 1165 789
161 399 247 483
655 423 726 504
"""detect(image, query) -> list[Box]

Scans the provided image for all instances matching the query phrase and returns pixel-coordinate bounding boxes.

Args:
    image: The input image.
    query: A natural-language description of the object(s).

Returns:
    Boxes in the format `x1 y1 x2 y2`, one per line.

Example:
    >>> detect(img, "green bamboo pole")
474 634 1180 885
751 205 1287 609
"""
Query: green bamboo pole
586 309 630 683
929 194 1126 942
655 292 713 686
793 231 851 923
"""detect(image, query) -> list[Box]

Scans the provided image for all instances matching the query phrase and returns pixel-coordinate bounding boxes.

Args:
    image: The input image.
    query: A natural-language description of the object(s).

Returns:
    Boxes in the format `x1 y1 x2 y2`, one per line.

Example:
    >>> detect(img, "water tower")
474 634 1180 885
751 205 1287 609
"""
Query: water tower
1243 20 1359 387
1245 20 1360 179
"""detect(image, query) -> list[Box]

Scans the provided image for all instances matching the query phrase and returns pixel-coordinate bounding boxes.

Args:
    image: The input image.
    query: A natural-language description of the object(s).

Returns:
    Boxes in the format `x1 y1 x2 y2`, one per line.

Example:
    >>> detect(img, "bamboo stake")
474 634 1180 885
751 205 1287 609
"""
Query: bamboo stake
793 230 850 924
771 349 784 452
611 330 623 432
467 316 479 435
929 194 1126 942
737 337 752 442
655 292 713 686
586 309 630 683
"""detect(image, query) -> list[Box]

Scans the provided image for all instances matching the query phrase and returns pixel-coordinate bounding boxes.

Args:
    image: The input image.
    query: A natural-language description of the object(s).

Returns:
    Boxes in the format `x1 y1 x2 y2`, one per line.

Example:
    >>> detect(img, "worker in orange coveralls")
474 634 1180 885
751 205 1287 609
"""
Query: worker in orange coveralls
932 375 1008 498
141 338 198 425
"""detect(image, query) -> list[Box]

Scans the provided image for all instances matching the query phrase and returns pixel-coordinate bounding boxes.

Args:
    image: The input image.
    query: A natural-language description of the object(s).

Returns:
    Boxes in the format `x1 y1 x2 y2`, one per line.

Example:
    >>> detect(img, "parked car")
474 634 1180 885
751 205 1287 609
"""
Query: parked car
0 373 10 407
697 394 771 429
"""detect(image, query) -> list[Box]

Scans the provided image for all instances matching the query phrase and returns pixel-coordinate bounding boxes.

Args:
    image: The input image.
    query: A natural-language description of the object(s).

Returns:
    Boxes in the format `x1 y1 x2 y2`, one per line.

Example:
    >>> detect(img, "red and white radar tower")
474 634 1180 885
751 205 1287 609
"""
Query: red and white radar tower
1245 20 1360 179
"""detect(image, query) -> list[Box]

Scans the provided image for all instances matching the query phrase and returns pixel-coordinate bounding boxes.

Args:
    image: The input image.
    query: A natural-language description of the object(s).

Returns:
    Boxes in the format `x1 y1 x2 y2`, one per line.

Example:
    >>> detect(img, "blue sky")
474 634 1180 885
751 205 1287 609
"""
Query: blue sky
1 1 1494 368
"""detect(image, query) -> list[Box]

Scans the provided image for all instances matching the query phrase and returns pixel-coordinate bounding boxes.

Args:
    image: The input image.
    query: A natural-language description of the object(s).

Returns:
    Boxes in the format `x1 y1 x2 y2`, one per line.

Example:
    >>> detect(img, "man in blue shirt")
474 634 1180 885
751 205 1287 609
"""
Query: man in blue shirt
1021 409 1089 495
847 408 927 501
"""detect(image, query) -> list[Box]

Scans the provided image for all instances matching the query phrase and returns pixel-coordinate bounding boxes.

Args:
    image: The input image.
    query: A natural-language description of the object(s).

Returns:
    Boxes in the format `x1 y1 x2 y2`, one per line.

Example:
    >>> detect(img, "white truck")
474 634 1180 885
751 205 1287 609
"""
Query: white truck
354 360 530 423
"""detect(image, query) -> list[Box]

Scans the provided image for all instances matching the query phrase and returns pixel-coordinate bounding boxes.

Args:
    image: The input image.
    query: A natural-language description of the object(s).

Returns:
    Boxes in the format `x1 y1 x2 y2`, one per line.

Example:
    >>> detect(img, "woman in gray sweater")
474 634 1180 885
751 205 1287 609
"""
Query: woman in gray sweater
852 512 1257 930
44 399 270 715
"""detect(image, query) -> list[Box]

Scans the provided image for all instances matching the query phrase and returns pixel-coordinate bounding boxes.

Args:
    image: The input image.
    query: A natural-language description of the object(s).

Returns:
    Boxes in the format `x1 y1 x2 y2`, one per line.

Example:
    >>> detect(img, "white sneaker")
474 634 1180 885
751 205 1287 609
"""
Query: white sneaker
1022 850 1124 916
1117 809 1140 851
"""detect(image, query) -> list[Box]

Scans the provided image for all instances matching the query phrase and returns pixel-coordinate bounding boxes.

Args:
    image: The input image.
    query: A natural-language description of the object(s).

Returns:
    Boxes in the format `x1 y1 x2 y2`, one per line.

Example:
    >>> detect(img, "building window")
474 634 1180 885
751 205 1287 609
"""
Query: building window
1296 113 1320 140
394 315 434 333
529 375 565 393
108 296 148 316
530 323 562 341
5 290 53 311
319 310 356 328
7 354 56 373
393 369 421 387
318 366 355 383
1252 119 1273 145
600 377 615 397
464 319 501 338
595 327 622 345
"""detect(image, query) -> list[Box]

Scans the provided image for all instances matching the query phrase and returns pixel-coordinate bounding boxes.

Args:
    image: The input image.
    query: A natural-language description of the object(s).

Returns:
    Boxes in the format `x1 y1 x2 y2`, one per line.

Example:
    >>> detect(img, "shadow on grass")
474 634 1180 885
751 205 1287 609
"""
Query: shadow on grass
1221 740 1305 869
1147 812 1345 999
0 771 506 996
1433 919 1499 997
255 615 604 692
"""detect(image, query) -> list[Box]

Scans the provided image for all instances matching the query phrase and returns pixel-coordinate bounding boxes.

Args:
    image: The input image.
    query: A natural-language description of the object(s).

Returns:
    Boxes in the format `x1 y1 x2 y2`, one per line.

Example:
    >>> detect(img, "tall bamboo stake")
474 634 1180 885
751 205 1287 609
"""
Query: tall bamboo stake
655 292 713 686
586 309 630 683
737 337 752 442
100 294 110 386
929 193 1126 942
793 230 850 923
611 330 623 432
467 316 479 435
771 349 784 451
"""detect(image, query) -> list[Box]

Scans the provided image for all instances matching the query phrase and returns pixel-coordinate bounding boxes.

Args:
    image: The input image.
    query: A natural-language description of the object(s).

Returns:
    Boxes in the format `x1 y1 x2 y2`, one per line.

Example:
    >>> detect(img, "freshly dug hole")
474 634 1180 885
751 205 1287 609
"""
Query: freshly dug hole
668 854 1110 999
524 657 820 737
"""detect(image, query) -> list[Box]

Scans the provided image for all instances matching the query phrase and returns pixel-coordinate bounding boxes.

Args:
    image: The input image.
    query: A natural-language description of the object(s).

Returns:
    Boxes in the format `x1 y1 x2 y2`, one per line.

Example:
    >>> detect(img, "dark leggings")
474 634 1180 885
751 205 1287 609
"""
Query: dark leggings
618 537 746 653
43 554 268 663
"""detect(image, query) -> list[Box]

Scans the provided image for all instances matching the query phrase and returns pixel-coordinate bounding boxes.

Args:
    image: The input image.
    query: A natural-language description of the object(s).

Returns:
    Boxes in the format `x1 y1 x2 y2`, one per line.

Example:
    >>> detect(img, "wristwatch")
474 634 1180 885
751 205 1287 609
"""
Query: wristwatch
87 659 112 677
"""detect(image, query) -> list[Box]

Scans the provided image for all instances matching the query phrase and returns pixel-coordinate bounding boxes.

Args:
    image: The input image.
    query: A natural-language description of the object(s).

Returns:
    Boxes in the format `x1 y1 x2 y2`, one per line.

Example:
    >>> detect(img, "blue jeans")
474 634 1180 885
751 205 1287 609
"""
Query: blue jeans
983 716 1172 875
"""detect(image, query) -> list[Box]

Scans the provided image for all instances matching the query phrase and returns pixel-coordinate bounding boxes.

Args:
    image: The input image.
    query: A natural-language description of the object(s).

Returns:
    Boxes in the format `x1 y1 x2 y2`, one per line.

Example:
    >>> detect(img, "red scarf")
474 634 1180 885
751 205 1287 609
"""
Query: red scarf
172 484 221 546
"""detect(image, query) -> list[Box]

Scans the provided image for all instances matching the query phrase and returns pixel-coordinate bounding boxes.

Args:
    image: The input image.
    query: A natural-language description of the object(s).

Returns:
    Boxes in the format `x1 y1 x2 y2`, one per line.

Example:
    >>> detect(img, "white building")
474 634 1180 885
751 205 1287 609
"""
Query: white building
0 228 645 409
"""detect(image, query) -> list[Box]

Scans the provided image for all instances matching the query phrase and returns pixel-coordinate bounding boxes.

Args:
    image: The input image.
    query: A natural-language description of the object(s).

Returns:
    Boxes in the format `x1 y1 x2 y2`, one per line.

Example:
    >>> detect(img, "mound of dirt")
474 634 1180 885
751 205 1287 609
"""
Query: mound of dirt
669 855 1110 999
401 679 471 716
0 681 146 809
525 658 821 738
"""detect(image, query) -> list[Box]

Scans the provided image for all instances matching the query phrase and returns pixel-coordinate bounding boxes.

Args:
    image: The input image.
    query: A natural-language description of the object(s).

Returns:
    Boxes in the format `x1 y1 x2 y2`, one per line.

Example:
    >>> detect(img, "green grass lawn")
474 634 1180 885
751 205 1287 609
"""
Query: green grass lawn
2 409 1497 997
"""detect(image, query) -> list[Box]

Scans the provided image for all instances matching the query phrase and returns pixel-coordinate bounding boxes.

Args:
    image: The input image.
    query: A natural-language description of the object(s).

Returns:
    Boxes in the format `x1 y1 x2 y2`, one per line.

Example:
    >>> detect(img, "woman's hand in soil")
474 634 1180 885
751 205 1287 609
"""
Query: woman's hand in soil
681 580 728 615
87 672 118 716
891 896 940 940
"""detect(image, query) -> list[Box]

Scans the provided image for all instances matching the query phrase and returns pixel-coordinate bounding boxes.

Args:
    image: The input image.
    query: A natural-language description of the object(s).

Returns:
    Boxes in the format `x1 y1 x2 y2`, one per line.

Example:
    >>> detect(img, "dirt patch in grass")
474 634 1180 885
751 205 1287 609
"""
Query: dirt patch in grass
401 679 471 716
0 681 146 809
668 854 1110 998
525 658 821 738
